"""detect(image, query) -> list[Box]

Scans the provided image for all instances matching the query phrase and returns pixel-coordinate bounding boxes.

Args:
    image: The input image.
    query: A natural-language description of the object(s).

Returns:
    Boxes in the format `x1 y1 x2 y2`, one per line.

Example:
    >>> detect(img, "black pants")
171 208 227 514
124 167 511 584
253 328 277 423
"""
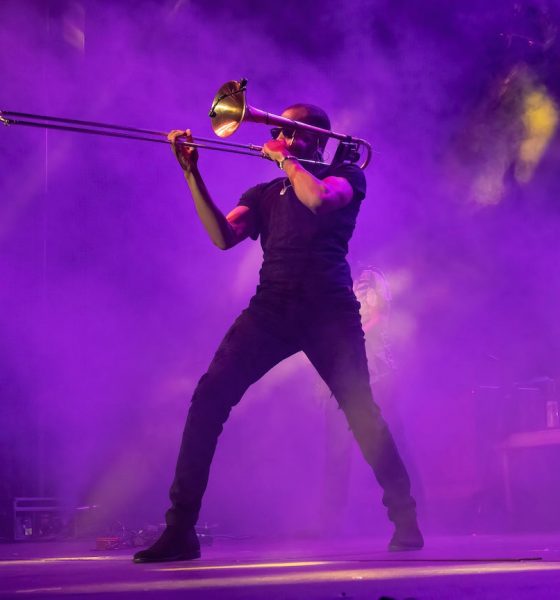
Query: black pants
166 284 416 529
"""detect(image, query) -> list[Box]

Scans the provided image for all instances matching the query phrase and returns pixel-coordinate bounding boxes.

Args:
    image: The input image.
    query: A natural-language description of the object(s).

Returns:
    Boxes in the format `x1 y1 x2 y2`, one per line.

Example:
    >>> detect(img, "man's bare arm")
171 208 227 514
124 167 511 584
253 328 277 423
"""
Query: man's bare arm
184 169 254 249
283 160 354 214
223 205 255 245
169 129 255 250
262 139 354 215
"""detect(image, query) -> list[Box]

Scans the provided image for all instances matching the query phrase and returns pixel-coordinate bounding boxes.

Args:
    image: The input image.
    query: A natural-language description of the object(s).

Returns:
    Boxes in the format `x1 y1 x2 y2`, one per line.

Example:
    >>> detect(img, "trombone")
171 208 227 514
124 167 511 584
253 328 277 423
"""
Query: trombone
1 79 372 169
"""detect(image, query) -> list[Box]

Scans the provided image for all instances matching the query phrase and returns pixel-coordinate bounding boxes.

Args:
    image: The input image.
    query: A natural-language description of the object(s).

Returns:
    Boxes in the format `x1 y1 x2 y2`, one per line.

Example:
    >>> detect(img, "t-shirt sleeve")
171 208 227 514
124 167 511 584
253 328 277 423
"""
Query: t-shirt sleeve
237 182 264 240
329 163 367 202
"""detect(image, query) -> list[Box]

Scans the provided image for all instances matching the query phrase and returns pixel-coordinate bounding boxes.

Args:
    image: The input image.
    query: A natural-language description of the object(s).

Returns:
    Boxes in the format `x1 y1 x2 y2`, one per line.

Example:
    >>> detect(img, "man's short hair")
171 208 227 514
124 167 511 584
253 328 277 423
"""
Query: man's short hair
284 103 331 149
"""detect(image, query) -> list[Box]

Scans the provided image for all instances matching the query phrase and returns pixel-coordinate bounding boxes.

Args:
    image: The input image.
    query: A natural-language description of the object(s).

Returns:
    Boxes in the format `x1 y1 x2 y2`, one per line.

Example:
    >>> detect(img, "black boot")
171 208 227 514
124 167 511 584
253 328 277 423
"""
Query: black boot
133 526 201 563
388 515 424 552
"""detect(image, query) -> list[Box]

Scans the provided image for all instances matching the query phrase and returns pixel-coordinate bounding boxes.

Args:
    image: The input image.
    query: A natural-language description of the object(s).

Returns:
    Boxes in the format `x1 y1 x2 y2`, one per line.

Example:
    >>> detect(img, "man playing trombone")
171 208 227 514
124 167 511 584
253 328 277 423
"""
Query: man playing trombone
133 103 423 563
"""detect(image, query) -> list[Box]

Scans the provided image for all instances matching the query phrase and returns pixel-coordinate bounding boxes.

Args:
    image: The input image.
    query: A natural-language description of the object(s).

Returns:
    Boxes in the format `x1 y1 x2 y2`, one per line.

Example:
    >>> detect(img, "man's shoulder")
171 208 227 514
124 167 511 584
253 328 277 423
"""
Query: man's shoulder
327 162 367 201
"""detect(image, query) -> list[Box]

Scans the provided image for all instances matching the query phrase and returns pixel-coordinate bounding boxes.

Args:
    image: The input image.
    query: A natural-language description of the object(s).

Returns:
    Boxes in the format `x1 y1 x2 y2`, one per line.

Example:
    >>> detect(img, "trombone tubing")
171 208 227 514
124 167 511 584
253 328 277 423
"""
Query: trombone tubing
0 110 350 167
244 107 372 168
0 110 264 158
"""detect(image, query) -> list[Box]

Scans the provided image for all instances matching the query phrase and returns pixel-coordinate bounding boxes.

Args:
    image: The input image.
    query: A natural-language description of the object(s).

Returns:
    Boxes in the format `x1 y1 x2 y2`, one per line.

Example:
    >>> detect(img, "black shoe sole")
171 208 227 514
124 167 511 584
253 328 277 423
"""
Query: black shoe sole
388 543 424 552
133 550 201 564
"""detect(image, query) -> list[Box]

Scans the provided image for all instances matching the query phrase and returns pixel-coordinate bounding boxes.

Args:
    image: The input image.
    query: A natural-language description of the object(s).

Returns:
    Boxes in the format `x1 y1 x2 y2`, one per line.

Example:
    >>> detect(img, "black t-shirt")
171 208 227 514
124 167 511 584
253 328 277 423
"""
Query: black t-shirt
237 162 366 290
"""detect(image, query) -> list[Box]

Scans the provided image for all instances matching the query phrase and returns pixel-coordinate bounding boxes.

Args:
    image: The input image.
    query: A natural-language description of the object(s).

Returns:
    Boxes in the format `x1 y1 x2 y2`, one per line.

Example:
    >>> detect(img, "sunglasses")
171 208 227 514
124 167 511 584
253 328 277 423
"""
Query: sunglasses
270 127 296 140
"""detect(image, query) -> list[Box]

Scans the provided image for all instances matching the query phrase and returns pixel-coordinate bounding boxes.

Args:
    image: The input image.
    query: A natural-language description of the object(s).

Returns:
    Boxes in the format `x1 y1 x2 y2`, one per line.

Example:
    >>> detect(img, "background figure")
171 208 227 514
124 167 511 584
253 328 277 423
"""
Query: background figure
321 267 411 534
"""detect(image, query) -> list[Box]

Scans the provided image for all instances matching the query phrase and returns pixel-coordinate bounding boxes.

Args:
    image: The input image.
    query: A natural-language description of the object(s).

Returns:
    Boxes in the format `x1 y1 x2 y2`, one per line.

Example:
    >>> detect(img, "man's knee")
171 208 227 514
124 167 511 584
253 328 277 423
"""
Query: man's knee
189 369 245 421
338 387 385 430
334 376 376 409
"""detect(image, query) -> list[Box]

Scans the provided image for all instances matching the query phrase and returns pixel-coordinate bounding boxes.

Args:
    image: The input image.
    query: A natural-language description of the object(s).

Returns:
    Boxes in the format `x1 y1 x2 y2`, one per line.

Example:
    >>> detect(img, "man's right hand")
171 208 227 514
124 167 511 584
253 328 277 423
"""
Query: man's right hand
168 129 199 175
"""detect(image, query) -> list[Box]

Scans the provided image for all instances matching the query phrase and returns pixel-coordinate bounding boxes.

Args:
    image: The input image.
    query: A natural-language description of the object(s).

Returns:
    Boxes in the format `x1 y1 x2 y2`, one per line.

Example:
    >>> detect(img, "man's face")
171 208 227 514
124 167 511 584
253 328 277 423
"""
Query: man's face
274 107 322 160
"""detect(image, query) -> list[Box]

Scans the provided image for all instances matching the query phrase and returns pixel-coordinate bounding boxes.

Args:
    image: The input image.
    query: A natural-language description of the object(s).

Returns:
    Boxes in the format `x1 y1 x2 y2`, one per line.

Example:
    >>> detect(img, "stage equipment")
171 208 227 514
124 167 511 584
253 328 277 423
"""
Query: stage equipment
13 497 71 541
1 80 372 168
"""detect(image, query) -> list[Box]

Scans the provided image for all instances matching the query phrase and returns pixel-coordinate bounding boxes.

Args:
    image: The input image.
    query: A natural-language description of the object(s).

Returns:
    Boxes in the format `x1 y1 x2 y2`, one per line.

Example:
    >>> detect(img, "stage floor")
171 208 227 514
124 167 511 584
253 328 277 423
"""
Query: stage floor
1 534 560 599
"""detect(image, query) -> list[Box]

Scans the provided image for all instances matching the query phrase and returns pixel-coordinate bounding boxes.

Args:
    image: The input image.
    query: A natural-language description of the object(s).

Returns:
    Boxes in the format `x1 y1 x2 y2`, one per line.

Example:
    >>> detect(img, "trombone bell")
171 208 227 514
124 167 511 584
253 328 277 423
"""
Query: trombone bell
208 79 372 168
209 80 248 138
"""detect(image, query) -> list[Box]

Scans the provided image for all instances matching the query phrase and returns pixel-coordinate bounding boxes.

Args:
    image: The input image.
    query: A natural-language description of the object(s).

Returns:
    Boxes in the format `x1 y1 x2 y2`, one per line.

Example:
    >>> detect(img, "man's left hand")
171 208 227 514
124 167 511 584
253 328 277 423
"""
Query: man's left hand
262 139 290 164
